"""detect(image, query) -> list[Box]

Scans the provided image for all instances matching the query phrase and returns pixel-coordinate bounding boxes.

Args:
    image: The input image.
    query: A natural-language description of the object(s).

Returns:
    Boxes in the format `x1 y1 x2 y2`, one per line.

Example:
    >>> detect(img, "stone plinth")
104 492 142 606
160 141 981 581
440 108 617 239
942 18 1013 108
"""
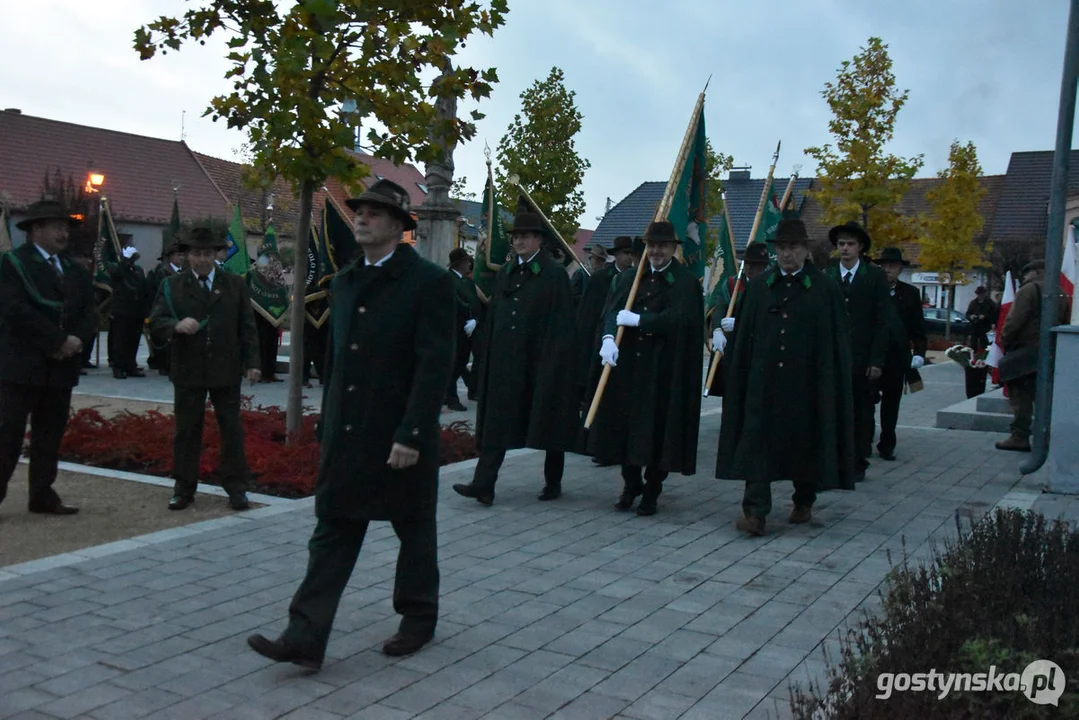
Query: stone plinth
1048 325 1079 493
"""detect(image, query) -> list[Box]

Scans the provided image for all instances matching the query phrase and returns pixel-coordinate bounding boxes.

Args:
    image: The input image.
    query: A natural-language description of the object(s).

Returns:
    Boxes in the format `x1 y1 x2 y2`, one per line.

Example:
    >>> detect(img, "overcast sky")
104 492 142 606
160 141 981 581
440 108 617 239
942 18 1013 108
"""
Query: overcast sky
1 0 1074 228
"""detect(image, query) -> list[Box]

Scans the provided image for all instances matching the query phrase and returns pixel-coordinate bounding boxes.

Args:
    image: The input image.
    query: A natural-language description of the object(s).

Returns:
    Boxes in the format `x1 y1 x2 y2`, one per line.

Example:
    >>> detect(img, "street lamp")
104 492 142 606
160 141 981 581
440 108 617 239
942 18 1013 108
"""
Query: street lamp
85 171 105 194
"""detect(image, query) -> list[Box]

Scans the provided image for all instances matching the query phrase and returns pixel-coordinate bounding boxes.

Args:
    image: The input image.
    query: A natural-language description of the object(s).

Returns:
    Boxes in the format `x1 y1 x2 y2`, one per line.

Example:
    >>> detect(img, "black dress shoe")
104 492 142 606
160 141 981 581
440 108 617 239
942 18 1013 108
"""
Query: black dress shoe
228 492 251 511
128 368 146 378
113 369 127 379
636 498 658 516
467 390 477 401
445 399 467 412
247 634 323 670
537 486 561 501
591 458 618 467
452 483 493 506
854 470 866 483
82 361 97 369
28 502 79 515
382 630 434 657
168 495 194 511
878 450 896 461
614 492 639 511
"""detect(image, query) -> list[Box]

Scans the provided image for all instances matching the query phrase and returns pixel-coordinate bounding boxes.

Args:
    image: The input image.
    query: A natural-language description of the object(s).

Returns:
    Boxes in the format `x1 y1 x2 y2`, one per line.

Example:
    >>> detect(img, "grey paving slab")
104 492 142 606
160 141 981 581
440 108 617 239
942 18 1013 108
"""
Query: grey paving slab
1 360 1049 719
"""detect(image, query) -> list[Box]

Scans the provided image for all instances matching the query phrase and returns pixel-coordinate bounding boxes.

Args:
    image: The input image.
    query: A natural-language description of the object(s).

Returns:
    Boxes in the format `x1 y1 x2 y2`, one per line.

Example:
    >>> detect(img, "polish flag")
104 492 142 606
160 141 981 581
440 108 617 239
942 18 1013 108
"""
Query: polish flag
1063 224 1077 301
985 271 1015 389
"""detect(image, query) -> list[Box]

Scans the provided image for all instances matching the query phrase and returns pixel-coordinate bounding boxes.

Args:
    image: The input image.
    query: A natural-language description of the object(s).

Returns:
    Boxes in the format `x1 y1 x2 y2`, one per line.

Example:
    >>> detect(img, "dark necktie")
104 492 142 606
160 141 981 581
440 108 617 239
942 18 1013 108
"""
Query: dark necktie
842 272 852 290
199 276 211 293
49 255 62 276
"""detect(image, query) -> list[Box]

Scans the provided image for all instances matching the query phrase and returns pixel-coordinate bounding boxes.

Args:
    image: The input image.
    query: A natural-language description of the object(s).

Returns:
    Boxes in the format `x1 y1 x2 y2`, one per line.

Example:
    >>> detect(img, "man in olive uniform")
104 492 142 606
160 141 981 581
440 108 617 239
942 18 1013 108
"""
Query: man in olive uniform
0 199 95 515
108 234 150 379
146 237 185 375
706 242 770 397
717 216 855 536
875 247 927 461
248 180 455 667
446 247 483 411
824 221 891 482
453 211 578 505
589 221 704 516
150 227 260 511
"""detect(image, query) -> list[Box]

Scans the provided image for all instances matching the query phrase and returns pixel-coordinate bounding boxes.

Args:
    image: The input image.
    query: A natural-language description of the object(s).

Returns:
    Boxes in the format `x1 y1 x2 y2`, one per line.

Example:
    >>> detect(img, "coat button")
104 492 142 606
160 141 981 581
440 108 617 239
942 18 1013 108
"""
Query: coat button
782 313 788 319
512 311 517 315
344 424 353 432
780 329 786 335
778 362 784 368
358 306 366 314
511 325 516 330
350 343 359 351
411 428 419 436
347 384 356 392
780 345 786 351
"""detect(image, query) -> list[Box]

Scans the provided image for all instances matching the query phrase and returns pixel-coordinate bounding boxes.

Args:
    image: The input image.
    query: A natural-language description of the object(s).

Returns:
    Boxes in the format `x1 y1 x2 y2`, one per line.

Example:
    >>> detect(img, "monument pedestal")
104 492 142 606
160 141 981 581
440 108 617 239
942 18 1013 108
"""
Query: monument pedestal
415 201 460 266
1048 325 1079 493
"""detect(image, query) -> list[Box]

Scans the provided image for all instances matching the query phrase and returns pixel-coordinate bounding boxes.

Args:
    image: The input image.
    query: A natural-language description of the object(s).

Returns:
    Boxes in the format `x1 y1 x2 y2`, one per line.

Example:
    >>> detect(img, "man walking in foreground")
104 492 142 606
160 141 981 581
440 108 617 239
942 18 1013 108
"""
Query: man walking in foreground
248 180 455 668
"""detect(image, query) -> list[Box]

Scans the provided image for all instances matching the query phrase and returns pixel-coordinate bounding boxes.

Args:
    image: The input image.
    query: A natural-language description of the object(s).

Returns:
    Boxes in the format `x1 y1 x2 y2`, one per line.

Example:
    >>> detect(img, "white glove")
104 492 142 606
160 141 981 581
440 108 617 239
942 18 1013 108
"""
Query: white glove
599 336 619 367
910 355 925 369
616 310 640 327
121 246 138 259
712 329 727 354
463 319 477 337
720 317 735 333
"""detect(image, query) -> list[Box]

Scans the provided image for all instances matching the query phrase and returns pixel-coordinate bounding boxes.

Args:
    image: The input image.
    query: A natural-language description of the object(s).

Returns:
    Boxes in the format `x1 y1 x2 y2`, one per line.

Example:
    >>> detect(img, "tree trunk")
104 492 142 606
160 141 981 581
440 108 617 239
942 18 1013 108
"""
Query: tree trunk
944 283 954 340
286 178 315 437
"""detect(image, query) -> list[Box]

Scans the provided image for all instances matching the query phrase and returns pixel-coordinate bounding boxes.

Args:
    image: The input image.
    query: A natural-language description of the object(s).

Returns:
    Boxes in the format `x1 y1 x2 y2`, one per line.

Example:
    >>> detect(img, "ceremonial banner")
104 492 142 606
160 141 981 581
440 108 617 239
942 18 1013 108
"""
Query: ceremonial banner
474 169 510 297
223 204 249 275
661 102 708 281
161 196 181 258
705 209 735 316
305 220 330 328
751 177 783 262
247 222 290 327
321 196 358 274
93 198 122 311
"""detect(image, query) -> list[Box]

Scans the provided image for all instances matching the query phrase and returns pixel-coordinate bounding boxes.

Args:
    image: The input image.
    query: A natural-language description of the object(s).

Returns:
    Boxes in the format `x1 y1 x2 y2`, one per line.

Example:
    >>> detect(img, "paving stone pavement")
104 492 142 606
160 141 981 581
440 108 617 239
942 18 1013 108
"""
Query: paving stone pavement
0 360 1053 719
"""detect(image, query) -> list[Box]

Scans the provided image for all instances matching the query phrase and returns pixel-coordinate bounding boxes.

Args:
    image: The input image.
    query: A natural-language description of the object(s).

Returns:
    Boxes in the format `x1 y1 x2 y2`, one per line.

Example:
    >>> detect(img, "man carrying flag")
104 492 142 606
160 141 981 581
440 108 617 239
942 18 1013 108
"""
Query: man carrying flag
248 224 290 382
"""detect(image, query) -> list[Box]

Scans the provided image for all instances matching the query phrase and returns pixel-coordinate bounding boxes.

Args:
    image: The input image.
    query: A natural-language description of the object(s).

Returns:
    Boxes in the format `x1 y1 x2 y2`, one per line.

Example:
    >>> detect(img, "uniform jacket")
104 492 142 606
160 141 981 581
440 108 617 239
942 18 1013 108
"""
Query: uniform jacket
315 243 455 522
108 257 150 318
884 280 928 373
574 263 620 397
474 249 578 452
717 264 856 488
588 259 703 474
825 261 891 372
1000 279 1069 351
0 242 96 388
149 269 259 388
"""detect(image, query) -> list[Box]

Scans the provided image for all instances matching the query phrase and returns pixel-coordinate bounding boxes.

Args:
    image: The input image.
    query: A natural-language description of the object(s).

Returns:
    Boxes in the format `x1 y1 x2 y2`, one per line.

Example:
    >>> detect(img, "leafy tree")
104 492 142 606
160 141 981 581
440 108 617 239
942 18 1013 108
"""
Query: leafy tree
135 0 507 435
496 67 590 243
702 140 735 260
450 175 477 203
40 167 99 258
805 37 924 250
917 140 990 338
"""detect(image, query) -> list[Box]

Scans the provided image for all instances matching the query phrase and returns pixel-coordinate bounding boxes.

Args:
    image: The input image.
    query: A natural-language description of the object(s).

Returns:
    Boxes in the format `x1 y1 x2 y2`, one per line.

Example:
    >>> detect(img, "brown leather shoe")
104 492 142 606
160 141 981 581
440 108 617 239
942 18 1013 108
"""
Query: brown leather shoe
247 634 323 670
789 505 813 524
736 513 766 537
382 630 434 657
452 483 493 506
995 434 1031 452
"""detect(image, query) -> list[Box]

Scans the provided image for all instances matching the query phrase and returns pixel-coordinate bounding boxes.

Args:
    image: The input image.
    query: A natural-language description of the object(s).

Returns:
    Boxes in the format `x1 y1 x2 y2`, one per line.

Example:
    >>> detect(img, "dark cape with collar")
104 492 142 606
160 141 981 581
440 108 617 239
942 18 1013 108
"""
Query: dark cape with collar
716 263 856 489
474 249 577 452
587 259 703 474
574 263 620 403
315 243 456 522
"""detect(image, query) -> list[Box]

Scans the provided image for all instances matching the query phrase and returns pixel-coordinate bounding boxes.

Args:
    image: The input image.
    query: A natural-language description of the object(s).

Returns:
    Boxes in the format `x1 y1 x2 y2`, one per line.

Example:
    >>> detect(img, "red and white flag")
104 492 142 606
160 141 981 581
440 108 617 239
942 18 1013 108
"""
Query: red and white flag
985 270 1015 388
1062 224 1077 300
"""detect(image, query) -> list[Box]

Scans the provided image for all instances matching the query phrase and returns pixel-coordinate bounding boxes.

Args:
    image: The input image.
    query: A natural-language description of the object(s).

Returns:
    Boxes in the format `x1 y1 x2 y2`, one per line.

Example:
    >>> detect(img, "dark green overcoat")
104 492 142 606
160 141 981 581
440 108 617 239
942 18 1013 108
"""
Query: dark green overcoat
149 269 259 388
108 257 149 319
716 263 856 489
823 262 891 373
474 249 577 452
588 260 704 474
315 244 456 522
574 263 620 399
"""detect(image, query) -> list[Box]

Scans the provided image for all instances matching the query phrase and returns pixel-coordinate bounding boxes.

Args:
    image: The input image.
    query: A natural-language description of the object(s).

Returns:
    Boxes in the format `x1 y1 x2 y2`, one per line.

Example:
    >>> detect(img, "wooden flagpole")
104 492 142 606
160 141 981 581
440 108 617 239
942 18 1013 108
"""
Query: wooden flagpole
483 145 504 272
702 142 781 395
510 176 589 277
585 82 708 429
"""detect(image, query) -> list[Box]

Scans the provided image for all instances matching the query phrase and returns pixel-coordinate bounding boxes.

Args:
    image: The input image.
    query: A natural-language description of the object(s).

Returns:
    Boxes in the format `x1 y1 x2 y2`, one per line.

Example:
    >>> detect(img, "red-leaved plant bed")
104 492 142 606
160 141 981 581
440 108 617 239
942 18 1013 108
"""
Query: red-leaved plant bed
58 401 479 498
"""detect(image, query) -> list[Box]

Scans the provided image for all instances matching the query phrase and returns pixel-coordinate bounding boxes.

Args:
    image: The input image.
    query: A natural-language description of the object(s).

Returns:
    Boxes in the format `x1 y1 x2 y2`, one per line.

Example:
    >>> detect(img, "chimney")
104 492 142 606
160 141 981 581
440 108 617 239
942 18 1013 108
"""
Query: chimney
728 168 751 181
3 108 22 114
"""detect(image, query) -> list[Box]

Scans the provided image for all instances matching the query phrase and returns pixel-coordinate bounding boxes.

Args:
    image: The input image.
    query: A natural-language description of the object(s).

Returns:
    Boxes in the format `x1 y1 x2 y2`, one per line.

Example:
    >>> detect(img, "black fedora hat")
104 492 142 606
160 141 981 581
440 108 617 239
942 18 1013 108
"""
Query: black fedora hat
610 236 633 254
631 236 645 255
877 247 910 266
507 211 549 237
829 221 872 253
178 226 227 251
346 179 417 231
448 247 470 266
15 198 82 231
642 220 680 244
743 243 770 264
774 215 809 246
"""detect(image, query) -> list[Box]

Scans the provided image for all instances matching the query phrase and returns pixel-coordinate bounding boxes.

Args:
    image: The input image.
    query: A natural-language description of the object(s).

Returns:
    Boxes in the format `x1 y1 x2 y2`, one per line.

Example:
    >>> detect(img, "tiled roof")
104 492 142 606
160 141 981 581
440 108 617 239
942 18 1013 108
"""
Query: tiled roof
0 110 230 223
591 176 814 252
989 150 1079 240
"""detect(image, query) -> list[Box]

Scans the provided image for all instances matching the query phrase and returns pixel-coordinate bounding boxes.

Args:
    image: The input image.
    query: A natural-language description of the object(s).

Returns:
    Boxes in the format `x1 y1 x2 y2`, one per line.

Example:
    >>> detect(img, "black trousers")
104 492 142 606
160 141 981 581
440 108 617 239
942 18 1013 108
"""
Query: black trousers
471 448 564 493
284 516 439 657
743 480 818 520
876 370 905 455
255 315 279 377
621 465 668 499
172 384 248 497
445 333 473 402
110 315 144 372
81 333 97 367
852 372 877 472
302 322 329 384
0 383 72 508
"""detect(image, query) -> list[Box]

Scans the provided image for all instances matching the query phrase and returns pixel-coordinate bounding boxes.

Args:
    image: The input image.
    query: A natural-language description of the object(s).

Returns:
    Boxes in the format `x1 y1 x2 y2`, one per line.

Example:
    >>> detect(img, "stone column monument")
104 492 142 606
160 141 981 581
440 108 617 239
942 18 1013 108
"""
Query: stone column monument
415 61 461 266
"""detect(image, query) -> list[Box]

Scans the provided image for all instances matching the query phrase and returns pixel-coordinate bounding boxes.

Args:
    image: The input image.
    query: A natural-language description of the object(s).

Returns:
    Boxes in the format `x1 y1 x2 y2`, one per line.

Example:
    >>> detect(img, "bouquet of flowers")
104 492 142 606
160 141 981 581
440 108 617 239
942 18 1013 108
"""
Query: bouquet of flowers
945 344 988 369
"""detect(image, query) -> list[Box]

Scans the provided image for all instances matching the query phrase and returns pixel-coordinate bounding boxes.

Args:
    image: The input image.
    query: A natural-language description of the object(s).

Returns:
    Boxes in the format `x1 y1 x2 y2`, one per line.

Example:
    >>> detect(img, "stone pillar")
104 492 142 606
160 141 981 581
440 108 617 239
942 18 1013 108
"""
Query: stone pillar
1048 326 1079 493
415 61 460 266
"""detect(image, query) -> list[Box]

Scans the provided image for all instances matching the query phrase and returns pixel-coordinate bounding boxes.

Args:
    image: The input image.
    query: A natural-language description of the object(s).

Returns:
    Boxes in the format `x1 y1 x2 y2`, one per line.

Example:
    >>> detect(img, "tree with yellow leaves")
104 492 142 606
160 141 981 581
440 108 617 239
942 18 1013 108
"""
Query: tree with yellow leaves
917 140 989 338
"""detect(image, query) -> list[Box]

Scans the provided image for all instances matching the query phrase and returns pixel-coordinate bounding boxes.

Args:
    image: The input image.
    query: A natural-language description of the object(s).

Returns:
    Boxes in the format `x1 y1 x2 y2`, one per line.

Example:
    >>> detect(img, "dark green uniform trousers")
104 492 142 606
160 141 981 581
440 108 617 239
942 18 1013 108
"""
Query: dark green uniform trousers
172 384 248 498
283 516 439 657
742 480 817 520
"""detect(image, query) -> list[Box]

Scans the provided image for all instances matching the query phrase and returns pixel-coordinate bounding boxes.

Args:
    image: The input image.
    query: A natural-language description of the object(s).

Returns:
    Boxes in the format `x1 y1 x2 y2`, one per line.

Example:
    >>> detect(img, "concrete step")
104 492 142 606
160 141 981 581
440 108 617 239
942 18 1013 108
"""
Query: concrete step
975 389 1010 414
936 394 1012 433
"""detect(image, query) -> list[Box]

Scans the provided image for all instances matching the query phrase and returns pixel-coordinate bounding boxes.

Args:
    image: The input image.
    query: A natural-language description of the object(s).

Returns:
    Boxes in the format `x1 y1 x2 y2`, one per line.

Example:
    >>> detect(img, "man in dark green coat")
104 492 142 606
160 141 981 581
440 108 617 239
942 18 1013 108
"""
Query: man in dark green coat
146 237 185 375
717 216 856 536
824 221 892 482
0 199 95 515
588 221 703 516
149 226 260 511
248 180 455 668
446 247 484 411
107 234 150 379
453 211 577 505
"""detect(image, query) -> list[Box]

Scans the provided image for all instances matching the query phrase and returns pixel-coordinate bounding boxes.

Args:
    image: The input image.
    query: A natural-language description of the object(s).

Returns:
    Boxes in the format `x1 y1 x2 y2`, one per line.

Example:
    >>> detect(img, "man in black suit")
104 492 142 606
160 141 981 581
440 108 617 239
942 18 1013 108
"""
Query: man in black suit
824 222 891 482
445 248 484 411
875 248 927 461
0 199 96 515
107 234 150 379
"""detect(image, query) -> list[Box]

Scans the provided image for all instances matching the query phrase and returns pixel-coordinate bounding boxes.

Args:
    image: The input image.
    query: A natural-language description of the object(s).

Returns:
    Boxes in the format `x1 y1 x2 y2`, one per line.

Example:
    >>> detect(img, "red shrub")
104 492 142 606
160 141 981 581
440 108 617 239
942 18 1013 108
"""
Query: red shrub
58 401 478 498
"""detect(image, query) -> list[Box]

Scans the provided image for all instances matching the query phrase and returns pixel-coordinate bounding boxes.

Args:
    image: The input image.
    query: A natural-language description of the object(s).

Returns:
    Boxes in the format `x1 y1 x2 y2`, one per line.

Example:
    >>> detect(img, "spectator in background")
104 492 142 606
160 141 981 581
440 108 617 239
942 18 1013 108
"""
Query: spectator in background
965 286 997 353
